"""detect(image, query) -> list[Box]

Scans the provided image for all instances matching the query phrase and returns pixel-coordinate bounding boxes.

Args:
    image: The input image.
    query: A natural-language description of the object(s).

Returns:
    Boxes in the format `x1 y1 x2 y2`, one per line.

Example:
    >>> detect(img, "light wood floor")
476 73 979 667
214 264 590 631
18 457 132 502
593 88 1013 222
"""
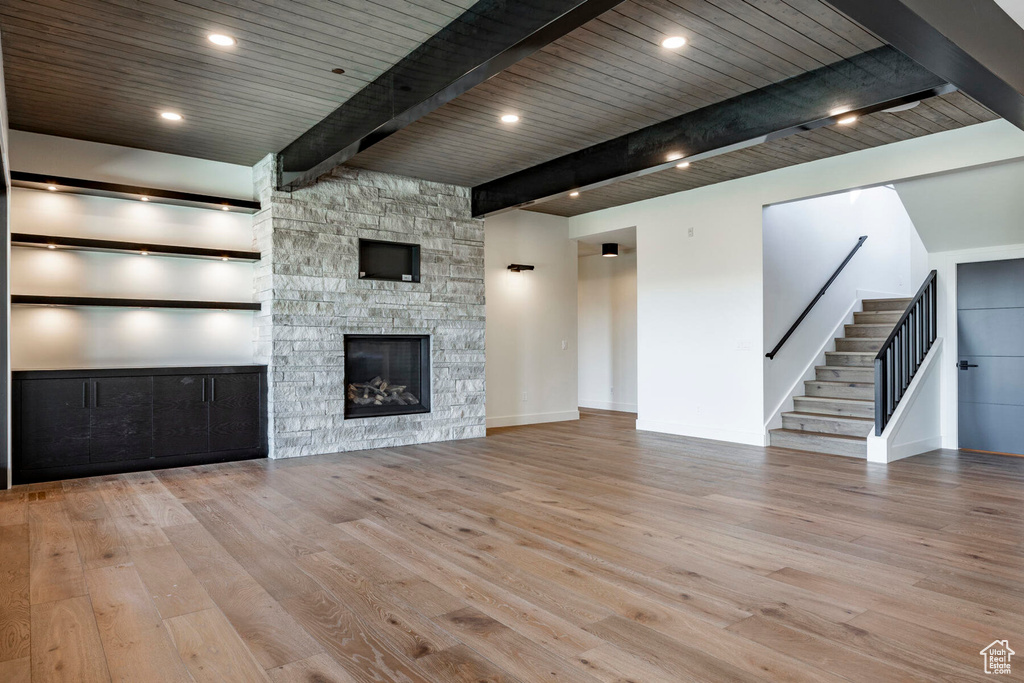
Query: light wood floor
1 409 1022 682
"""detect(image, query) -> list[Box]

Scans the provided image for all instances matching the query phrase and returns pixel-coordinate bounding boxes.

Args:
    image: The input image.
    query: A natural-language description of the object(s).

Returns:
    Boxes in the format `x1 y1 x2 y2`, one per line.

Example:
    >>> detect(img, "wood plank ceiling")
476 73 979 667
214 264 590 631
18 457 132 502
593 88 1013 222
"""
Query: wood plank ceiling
0 0 476 165
0 0 998 214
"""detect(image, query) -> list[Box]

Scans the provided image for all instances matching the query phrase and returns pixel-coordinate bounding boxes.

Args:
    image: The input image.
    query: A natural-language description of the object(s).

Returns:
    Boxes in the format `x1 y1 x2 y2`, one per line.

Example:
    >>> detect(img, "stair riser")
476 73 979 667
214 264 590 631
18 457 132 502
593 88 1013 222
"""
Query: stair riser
845 324 894 338
805 381 874 400
816 366 874 382
770 431 867 458
862 299 912 312
854 312 902 325
794 398 875 418
825 352 874 367
836 338 884 352
782 414 873 437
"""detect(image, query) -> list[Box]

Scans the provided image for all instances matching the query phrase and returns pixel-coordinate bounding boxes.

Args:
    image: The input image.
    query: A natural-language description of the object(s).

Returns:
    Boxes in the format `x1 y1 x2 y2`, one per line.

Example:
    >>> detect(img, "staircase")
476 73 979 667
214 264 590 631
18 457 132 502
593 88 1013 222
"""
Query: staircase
769 297 911 458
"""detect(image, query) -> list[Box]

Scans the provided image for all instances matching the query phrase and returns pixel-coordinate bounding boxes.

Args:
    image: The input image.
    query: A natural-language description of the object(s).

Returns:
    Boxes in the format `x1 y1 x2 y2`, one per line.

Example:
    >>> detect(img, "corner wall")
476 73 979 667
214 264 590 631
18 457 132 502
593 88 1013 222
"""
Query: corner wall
253 159 486 458
484 210 578 427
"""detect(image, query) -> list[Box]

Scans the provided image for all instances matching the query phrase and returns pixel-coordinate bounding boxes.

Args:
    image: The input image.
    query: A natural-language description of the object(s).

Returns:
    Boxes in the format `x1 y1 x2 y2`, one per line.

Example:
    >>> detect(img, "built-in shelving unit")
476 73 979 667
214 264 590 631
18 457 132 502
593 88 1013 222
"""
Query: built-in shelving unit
11 232 261 261
12 295 261 311
11 171 261 213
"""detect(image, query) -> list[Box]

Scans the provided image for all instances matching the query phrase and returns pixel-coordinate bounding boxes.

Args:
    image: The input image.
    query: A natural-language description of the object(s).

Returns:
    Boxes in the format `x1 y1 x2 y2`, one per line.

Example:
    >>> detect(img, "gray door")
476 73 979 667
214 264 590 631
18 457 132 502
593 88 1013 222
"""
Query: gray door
958 259 1024 455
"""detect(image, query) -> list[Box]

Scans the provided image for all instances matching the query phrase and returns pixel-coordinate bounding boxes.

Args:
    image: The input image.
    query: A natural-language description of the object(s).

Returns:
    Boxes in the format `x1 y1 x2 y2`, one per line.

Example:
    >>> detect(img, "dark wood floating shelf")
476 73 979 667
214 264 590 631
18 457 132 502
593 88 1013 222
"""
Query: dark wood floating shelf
12 295 261 311
11 171 261 213
11 233 261 261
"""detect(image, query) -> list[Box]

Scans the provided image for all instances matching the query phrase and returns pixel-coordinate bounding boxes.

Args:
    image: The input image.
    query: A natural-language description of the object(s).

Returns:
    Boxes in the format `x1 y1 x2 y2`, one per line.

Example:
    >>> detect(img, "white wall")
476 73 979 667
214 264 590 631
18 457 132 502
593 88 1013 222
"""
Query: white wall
762 186 927 428
9 130 253 199
578 251 637 412
485 210 578 427
569 119 1024 446
8 133 256 370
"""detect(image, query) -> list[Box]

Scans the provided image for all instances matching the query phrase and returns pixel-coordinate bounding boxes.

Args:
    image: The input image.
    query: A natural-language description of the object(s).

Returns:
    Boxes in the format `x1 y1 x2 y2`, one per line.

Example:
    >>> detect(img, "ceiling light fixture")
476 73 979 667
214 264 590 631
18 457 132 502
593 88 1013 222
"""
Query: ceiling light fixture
221 205 230 211
569 191 580 197
140 196 149 201
208 34 236 47
47 244 56 250
676 161 691 169
221 256 229 262
331 68 346 75
661 36 686 49
160 112 183 121
602 243 619 257
47 185 58 191
837 115 858 125
500 114 520 123
140 251 149 256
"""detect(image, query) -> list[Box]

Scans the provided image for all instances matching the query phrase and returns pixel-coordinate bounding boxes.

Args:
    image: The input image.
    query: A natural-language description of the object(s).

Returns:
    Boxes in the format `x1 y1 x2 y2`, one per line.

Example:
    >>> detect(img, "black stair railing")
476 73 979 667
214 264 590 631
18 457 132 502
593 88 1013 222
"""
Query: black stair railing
766 235 868 360
874 270 937 436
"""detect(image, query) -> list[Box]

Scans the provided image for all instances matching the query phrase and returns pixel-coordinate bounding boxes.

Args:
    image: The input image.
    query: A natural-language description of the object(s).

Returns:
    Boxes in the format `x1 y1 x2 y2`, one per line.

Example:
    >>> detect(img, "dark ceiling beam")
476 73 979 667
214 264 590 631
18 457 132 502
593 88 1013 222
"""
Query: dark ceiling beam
277 0 625 191
472 46 952 217
825 0 1024 131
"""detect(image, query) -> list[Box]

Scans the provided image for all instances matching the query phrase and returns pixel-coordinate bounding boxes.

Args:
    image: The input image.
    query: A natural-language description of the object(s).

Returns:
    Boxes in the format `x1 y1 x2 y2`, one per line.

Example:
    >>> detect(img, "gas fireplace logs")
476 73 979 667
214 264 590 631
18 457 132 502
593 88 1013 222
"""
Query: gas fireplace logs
347 376 420 406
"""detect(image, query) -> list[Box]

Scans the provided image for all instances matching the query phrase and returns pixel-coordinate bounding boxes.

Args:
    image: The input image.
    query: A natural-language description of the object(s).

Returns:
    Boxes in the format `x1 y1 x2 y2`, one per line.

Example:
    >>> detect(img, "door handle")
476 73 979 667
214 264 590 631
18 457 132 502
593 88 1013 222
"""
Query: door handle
957 360 978 370
210 377 215 403
201 377 206 402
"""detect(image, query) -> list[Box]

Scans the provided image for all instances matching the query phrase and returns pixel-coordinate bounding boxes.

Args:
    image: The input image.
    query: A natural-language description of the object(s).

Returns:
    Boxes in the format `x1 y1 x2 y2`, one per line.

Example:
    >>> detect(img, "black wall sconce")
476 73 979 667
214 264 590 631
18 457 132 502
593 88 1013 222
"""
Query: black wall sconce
602 243 619 257
507 264 535 272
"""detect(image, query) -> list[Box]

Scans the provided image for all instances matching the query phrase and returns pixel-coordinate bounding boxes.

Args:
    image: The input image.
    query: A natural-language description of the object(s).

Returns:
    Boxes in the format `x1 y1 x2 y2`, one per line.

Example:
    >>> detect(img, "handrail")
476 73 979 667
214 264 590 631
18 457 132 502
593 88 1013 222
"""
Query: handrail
766 235 868 360
874 270 937 436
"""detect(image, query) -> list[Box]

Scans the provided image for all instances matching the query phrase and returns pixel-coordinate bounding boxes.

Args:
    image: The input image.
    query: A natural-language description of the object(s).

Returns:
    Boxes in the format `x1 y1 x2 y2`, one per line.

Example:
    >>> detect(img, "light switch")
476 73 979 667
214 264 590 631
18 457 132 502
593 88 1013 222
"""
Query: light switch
561 340 568 350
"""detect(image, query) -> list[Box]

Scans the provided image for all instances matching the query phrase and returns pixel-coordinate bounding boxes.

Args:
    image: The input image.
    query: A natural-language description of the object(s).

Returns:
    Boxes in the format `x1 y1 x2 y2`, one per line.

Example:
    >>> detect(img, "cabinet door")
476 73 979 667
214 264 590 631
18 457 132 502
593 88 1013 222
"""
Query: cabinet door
208 373 260 452
90 376 154 463
18 379 91 469
153 375 209 457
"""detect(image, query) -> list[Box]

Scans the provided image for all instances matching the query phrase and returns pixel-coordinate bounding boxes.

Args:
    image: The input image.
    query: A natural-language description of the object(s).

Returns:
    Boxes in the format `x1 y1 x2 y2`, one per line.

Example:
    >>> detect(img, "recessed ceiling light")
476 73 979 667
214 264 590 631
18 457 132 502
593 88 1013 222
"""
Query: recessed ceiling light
666 152 684 162
661 36 686 49
47 185 57 191
837 115 858 125
500 114 520 124
221 205 230 211
208 33 236 47
569 191 580 197
140 251 149 256
221 256 229 262
140 196 149 201
331 68 346 75
47 244 56 250
160 111 183 121
676 161 690 169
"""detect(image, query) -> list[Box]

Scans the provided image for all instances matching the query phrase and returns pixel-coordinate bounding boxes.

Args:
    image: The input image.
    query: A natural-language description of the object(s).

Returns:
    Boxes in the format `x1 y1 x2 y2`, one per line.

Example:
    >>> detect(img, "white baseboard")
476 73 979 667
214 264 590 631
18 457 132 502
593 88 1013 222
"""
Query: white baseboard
579 399 638 413
486 410 580 428
635 419 765 446
885 436 944 462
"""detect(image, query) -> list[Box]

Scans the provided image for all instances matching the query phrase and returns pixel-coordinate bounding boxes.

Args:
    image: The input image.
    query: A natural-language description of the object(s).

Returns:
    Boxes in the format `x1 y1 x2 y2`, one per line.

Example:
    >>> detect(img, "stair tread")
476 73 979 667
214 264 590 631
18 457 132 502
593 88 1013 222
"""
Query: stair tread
770 428 867 442
863 297 912 303
796 395 873 404
816 365 872 370
807 379 874 386
782 411 874 422
827 351 876 355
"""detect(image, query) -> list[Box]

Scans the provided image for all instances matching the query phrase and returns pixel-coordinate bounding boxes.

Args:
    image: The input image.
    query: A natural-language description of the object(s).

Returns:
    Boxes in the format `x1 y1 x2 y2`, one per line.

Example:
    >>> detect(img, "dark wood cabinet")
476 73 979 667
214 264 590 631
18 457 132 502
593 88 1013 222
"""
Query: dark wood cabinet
153 375 209 457
90 376 154 463
13 366 266 484
16 379 91 470
209 373 261 452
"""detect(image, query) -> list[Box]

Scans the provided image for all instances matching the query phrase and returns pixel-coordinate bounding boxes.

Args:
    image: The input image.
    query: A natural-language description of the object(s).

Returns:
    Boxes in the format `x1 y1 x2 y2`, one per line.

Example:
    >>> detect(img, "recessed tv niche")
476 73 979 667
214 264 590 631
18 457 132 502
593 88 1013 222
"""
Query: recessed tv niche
358 238 421 283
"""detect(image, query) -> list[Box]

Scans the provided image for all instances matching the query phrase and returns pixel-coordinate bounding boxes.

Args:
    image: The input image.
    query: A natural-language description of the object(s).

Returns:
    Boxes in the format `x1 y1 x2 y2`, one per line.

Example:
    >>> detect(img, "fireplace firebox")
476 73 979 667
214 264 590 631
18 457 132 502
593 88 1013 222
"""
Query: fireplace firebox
344 335 430 418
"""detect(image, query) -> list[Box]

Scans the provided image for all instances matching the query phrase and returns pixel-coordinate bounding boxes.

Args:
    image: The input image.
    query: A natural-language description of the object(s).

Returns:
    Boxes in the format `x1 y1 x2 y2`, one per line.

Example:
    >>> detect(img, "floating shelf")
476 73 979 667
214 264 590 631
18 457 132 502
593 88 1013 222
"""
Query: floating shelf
11 233 261 261
12 295 261 311
11 171 261 214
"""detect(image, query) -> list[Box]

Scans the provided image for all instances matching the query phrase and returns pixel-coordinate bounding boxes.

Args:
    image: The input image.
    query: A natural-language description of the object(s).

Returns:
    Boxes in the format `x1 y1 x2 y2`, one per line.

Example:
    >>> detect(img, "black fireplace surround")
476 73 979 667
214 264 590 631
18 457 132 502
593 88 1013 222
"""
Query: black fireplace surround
344 335 431 418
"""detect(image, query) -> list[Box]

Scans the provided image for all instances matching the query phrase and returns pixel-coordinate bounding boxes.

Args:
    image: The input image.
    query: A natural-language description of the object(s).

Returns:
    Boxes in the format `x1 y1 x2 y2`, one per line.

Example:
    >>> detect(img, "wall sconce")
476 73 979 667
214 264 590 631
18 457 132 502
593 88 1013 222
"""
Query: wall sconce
507 264 535 272
602 243 619 257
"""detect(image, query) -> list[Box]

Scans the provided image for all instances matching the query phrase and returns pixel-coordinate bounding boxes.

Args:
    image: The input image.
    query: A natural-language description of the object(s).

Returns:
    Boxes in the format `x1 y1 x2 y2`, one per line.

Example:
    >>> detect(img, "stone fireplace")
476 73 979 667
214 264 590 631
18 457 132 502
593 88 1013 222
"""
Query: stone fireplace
253 158 485 458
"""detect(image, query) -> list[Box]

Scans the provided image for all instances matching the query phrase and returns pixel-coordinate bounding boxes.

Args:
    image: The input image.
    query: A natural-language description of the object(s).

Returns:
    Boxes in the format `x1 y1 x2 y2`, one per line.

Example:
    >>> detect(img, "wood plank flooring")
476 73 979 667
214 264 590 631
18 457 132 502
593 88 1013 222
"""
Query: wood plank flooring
1 408 1022 681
